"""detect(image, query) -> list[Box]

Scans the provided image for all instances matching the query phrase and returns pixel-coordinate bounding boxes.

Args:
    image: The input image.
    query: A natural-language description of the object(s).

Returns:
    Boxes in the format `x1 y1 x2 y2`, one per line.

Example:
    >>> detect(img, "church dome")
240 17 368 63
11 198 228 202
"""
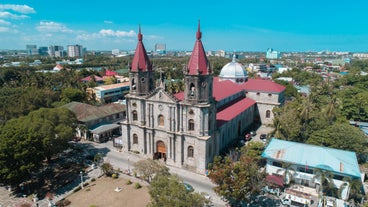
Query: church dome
219 54 248 83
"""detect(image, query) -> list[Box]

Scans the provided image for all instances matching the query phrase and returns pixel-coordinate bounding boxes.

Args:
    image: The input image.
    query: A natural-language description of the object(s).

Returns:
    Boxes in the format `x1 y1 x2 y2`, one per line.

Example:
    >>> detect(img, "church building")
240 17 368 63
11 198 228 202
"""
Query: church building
120 22 285 174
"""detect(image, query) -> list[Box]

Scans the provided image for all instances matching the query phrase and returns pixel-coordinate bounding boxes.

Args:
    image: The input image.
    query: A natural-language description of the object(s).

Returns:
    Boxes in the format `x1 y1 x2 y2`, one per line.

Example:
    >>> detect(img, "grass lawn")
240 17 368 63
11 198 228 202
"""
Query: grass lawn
64 176 150 207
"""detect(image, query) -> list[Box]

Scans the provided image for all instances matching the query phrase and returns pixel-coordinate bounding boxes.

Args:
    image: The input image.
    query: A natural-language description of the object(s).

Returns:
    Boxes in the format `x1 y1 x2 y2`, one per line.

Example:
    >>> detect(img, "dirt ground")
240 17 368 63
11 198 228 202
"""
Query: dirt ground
65 176 150 207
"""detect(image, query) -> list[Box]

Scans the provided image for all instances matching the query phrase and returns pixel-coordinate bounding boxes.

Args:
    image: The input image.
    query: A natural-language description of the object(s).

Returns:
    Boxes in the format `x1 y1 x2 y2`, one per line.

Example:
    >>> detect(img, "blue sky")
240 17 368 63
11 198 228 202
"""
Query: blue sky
1 0 368 52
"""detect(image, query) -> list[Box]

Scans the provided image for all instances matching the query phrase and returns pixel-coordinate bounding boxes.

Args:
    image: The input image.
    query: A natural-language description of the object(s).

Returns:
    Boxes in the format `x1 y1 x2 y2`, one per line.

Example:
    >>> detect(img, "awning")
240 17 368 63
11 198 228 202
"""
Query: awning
265 175 284 187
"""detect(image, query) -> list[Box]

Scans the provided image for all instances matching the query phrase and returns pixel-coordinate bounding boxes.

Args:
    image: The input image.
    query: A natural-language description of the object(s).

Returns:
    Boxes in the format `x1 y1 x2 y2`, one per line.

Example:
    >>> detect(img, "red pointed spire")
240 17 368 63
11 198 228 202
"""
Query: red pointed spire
131 25 152 72
138 24 143 41
196 20 201 40
187 21 210 75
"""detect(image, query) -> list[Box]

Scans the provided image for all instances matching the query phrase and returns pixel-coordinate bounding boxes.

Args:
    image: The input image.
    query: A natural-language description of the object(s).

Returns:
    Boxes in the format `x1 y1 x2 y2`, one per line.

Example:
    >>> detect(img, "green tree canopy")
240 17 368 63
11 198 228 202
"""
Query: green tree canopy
306 123 367 161
208 155 265 205
0 107 76 186
148 174 206 207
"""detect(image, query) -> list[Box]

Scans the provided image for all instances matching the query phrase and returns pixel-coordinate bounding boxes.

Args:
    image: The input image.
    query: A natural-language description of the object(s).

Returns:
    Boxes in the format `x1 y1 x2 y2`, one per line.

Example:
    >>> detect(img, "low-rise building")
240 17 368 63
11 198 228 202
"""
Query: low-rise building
63 102 126 142
262 138 364 202
87 82 130 103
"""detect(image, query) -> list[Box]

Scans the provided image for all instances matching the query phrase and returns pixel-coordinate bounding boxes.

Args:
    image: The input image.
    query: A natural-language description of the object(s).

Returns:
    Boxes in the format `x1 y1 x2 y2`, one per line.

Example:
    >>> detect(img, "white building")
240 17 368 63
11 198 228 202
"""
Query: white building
67 44 84 57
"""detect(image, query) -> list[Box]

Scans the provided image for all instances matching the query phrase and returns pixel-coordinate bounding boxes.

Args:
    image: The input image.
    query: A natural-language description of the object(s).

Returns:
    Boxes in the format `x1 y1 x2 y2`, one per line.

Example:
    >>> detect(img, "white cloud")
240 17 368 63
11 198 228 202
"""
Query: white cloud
0 4 35 14
36 21 73 33
0 19 10 25
0 26 9 32
0 11 29 19
99 29 136 37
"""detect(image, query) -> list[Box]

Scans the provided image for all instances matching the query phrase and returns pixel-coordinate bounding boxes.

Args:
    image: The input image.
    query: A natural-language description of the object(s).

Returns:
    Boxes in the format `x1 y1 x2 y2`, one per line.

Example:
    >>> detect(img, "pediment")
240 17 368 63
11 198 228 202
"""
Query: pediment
147 88 179 103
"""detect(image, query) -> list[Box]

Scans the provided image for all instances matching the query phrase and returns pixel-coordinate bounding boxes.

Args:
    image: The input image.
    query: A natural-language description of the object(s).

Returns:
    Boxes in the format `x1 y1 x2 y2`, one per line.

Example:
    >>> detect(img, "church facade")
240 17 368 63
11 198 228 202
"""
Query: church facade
120 23 285 174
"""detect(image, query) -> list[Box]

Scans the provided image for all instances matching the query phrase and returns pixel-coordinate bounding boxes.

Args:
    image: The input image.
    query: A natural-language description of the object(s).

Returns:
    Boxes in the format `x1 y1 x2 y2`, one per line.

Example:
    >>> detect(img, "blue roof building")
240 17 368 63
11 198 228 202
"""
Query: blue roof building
262 138 363 201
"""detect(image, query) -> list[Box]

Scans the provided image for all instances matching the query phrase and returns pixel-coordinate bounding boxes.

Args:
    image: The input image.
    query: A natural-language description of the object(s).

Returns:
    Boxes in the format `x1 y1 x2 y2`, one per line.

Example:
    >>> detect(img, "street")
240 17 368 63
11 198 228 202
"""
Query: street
93 140 227 207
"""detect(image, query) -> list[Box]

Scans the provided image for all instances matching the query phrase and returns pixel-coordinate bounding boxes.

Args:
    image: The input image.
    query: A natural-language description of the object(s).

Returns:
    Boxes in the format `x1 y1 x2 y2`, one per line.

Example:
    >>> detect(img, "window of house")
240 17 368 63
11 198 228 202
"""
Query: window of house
268 93 272 97
256 92 260 95
272 161 282 168
132 110 138 121
297 166 313 174
188 146 194 158
266 110 271 118
133 134 138 144
188 119 195 131
158 114 164 126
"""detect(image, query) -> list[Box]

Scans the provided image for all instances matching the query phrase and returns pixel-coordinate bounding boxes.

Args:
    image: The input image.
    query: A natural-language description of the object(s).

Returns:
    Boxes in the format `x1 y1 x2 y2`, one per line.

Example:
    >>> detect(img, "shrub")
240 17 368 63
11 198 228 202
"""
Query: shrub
89 205 98 207
73 186 81 192
126 180 132 185
91 178 96 182
112 173 118 179
134 183 142 189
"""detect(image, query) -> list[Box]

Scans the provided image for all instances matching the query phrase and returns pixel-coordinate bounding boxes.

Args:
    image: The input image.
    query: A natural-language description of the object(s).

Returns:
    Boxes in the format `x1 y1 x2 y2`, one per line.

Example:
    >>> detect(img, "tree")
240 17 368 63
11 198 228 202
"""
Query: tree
133 159 169 183
312 168 335 197
240 141 264 162
100 162 114 176
307 123 366 161
276 162 296 185
148 174 206 207
338 177 364 203
208 155 266 205
60 88 85 103
0 107 76 186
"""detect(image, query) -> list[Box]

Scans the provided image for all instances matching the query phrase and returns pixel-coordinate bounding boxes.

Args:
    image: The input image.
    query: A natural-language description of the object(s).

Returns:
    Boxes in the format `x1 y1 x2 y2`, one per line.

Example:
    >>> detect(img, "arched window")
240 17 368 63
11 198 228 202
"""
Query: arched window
266 110 271 118
133 134 138 144
189 83 195 96
158 114 164 126
188 119 195 131
131 78 136 90
188 146 194 158
132 110 138 121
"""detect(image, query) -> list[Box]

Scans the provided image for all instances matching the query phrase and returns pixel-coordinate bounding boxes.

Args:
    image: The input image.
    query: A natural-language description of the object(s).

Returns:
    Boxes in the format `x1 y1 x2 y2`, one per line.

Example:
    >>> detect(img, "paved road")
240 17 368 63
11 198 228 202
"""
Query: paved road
95 140 227 207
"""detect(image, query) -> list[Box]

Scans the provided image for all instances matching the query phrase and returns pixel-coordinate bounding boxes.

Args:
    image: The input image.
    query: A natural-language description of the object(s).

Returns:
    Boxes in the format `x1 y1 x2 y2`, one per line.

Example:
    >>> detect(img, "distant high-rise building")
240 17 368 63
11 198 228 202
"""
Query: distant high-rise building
154 43 166 55
26 45 39 56
67 44 84 57
266 48 280 59
48 45 64 57
38 46 48 56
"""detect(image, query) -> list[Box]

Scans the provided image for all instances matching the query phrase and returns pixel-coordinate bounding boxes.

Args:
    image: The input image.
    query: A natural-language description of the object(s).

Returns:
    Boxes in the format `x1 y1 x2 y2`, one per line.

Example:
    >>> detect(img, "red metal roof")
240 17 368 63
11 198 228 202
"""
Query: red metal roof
80 75 103 82
105 70 118 76
216 97 256 128
242 78 286 93
131 26 152 72
187 21 210 75
265 175 284 187
213 77 244 101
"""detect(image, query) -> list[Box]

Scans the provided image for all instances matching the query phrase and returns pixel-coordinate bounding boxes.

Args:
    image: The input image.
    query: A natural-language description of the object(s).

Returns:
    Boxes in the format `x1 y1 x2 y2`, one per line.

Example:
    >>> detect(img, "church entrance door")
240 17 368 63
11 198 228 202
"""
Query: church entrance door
154 141 166 161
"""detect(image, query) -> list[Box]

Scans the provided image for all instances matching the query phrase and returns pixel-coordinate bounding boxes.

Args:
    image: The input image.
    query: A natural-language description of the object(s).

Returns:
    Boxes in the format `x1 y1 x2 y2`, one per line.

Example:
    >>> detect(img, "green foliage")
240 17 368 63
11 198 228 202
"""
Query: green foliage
61 87 85 103
112 173 118 179
126 180 132 185
240 141 264 161
133 158 169 183
101 162 114 176
0 107 76 186
208 155 266 205
134 182 142 189
307 123 366 161
148 174 206 207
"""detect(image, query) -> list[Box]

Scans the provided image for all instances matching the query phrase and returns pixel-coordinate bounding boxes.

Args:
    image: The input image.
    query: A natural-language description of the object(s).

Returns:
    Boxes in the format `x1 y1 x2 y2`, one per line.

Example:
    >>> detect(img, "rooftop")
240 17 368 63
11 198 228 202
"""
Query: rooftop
262 138 361 178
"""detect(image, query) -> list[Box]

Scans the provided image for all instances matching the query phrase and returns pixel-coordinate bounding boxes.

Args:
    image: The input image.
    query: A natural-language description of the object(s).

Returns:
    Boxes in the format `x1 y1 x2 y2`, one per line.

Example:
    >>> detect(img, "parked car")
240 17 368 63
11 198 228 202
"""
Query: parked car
183 182 194 192
281 197 291 206
245 133 252 141
250 131 256 136
260 134 267 140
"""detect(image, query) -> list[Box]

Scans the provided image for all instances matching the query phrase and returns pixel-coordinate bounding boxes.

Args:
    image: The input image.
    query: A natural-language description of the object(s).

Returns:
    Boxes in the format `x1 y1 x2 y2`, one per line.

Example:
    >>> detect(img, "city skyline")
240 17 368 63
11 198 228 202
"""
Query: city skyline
1 1 368 52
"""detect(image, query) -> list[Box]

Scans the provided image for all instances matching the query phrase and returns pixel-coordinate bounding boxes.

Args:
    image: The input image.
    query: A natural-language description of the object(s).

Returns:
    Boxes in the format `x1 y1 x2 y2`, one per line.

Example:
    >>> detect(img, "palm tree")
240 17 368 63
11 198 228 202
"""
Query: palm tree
276 162 296 185
338 177 364 203
270 117 283 139
312 168 335 199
